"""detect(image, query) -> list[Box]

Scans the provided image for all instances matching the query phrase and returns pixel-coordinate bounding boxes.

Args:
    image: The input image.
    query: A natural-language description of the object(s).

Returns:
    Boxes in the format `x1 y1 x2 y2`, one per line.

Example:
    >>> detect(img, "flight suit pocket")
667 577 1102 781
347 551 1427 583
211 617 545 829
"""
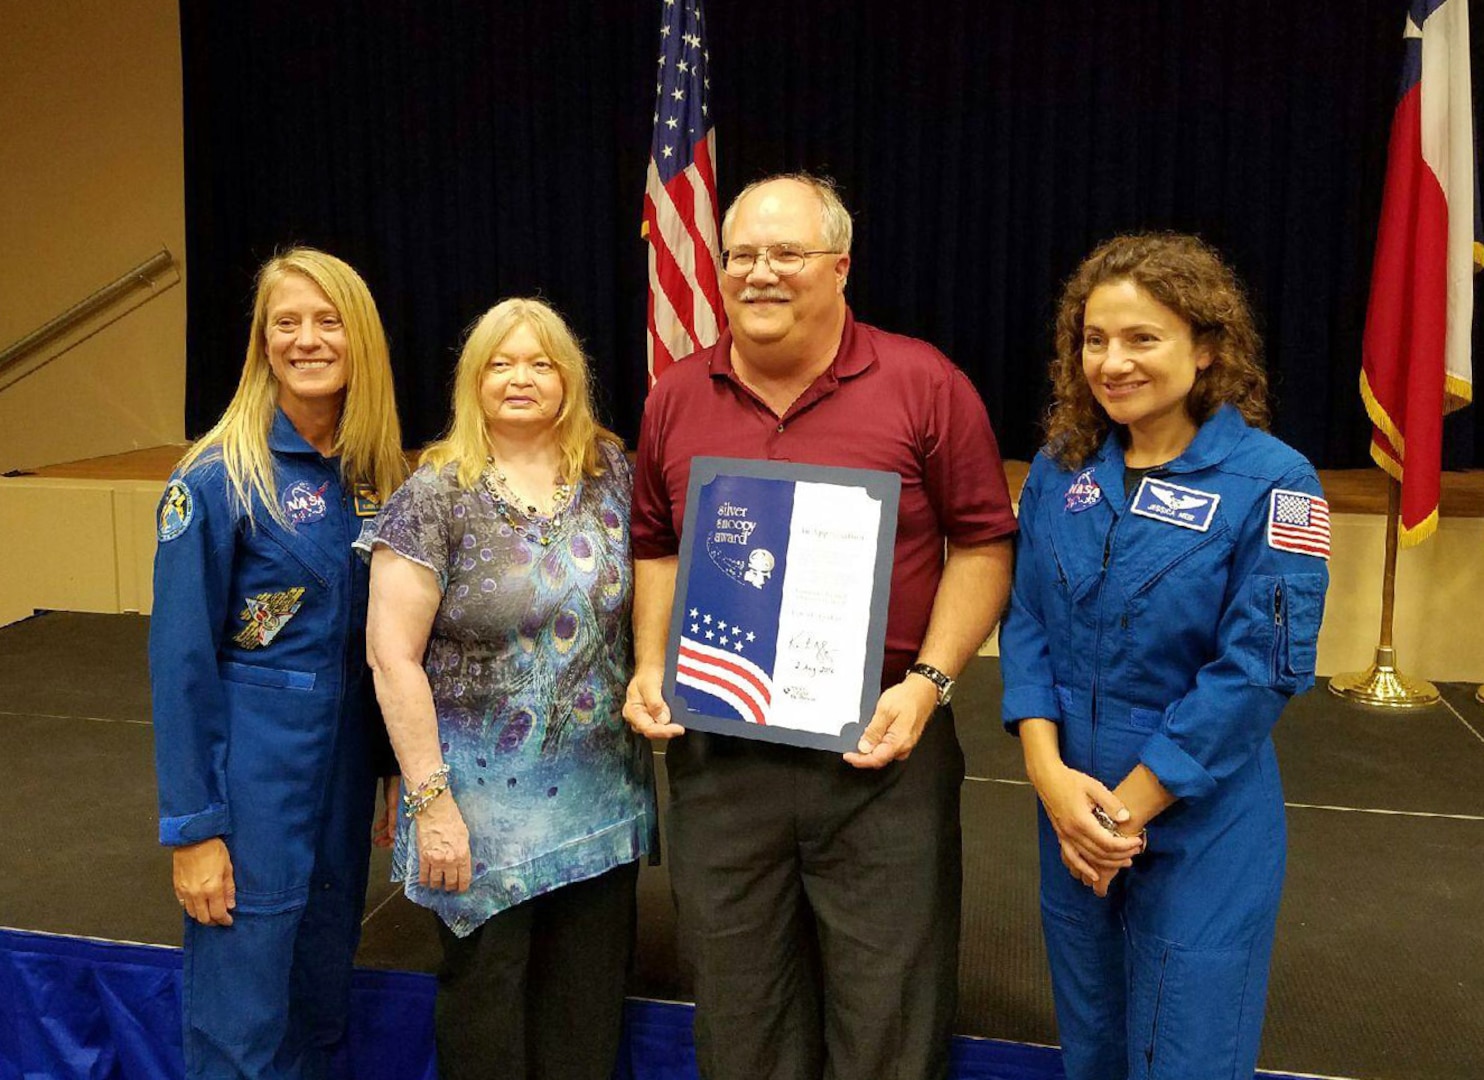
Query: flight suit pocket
1129 936 1253 1079
1126 705 1163 734
1276 573 1324 685
1240 573 1325 692
220 660 316 691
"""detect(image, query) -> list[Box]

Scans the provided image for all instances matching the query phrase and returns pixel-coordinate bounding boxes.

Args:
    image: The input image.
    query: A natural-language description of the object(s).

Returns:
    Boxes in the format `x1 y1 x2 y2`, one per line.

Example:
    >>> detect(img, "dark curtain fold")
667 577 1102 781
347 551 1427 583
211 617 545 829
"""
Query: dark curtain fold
181 0 1483 468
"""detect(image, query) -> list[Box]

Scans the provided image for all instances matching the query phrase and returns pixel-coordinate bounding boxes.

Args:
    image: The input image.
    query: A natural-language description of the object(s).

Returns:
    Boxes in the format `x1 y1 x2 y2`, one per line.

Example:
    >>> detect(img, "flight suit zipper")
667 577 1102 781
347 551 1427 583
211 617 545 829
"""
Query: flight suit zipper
1089 507 1130 775
1089 467 1164 774
309 462 354 893
1145 947 1172 1072
1270 581 1286 684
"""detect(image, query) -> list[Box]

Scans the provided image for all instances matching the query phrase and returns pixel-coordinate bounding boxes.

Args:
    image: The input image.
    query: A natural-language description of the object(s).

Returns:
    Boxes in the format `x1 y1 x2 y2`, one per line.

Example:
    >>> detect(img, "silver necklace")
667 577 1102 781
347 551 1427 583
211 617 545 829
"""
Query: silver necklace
481 458 572 546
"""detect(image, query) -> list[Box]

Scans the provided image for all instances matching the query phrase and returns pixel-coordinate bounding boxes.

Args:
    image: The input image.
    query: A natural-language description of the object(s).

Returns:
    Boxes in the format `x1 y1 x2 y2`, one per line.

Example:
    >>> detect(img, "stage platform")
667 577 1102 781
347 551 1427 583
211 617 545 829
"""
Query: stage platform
2 612 1480 1078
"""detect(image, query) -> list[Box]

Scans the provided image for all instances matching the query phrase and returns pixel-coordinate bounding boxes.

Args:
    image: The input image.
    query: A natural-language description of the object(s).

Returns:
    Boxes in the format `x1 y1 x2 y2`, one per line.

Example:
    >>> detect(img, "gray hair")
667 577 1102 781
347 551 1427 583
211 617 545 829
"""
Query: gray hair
721 172 854 256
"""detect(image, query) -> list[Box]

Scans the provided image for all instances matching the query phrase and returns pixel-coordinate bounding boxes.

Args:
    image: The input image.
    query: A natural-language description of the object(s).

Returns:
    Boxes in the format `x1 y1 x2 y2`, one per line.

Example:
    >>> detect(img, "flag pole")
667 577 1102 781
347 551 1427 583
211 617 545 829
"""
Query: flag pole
1328 476 1439 707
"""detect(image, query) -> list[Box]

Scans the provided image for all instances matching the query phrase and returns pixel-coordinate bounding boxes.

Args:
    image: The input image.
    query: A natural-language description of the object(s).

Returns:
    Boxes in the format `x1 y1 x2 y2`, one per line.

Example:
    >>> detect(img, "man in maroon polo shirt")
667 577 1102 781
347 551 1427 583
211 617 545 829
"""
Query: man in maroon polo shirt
625 173 1016 1080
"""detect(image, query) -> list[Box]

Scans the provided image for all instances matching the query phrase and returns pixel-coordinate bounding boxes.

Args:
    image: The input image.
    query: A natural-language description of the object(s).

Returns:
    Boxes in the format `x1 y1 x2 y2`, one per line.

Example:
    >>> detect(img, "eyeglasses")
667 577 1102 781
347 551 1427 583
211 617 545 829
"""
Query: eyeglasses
720 244 840 278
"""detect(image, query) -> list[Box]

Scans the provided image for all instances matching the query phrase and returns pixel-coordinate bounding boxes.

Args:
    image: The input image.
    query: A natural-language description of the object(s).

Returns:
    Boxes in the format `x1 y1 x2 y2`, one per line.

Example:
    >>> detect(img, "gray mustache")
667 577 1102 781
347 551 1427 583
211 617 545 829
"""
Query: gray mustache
737 287 790 302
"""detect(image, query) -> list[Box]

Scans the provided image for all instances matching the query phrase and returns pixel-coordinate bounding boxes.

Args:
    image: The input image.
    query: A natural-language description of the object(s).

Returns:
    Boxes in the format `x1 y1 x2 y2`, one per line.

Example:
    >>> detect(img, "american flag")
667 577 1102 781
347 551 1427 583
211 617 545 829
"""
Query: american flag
641 0 724 385
1267 490 1332 560
677 630 773 726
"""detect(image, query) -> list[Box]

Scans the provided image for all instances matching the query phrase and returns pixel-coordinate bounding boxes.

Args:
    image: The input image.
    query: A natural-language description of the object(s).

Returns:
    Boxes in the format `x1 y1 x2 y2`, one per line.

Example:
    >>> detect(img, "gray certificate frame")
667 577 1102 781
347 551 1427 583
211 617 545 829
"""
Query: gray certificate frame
664 456 900 753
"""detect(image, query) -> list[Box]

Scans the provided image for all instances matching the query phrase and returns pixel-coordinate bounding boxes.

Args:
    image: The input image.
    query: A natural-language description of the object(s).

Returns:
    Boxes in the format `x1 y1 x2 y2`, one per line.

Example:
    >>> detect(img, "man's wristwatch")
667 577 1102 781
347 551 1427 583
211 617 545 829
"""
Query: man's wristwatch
907 662 955 706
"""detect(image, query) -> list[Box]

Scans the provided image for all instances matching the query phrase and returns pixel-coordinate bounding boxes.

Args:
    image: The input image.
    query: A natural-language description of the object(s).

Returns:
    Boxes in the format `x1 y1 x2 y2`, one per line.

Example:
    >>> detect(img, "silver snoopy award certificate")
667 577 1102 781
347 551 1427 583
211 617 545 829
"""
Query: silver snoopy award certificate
665 457 900 752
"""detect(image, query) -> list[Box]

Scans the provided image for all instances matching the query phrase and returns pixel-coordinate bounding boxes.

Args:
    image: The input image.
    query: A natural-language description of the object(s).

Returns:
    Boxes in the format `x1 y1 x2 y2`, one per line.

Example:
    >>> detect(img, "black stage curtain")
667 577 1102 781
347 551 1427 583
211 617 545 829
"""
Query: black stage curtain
181 0 1484 468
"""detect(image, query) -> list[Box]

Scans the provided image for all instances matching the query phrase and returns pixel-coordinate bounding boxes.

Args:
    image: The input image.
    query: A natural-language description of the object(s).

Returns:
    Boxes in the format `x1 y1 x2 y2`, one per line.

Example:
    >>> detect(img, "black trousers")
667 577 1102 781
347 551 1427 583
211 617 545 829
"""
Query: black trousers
665 707 965 1080
432 860 640 1080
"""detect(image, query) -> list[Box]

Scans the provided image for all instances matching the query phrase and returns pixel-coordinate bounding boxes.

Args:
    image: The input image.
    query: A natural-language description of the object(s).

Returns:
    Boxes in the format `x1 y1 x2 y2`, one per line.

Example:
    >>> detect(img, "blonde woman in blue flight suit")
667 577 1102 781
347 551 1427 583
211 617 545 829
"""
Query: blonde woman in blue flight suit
1000 233 1329 1080
150 248 407 1079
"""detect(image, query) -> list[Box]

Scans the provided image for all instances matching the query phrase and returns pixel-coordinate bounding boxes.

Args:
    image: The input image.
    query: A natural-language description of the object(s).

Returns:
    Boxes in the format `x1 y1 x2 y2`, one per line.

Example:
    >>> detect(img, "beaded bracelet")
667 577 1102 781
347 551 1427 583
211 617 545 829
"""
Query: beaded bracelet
403 763 451 817
1091 804 1149 854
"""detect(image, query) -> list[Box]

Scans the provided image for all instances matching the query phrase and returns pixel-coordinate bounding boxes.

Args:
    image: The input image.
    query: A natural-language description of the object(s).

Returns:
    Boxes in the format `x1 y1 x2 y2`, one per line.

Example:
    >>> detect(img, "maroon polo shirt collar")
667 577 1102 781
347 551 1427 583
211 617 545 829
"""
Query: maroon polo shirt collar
707 309 878 420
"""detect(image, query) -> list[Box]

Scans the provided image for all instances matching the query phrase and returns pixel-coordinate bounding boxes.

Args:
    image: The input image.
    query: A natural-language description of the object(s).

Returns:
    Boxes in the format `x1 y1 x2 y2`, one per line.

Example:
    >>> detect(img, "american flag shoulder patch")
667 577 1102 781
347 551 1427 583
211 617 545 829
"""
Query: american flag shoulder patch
1267 489 1331 559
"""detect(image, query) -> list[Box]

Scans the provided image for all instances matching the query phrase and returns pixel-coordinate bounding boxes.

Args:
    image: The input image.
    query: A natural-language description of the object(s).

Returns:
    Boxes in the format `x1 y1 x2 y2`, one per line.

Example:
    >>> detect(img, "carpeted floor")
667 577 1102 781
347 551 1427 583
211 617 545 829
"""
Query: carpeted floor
1 611 1480 1078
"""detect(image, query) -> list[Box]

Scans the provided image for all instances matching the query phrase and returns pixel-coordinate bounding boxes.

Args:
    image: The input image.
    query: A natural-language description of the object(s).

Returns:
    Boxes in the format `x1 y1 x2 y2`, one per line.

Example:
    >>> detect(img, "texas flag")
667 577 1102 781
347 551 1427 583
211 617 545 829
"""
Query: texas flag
1360 0 1481 546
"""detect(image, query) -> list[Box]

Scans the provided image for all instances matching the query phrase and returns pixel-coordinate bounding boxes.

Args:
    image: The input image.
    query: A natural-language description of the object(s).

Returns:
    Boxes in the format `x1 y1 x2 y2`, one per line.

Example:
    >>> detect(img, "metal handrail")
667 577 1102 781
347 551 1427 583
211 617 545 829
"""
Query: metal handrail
0 248 177 375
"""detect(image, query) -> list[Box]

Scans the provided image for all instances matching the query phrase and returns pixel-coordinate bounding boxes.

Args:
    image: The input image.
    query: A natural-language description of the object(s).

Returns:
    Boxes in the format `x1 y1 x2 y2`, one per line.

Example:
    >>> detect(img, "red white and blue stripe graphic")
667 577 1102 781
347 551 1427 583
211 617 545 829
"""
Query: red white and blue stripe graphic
1360 0 1481 546
1267 490 1332 560
677 630 773 726
641 0 724 385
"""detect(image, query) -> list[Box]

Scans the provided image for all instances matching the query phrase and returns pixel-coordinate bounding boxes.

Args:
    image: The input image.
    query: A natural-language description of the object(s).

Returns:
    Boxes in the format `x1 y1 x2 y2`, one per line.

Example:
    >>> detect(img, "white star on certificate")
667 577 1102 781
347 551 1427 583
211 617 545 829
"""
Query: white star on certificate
690 623 699 634
719 636 729 646
746 631 756 642
717 620 728 630
733 641 744 652
705 629 715 640
689 608 699 617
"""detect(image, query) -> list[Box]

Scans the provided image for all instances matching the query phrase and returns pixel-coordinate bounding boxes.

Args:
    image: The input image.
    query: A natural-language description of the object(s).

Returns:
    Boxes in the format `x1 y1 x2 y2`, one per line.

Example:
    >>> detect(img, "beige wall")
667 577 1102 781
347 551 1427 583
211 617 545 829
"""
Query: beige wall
0 0 186 472
4 472 1483 683
0 477 161 626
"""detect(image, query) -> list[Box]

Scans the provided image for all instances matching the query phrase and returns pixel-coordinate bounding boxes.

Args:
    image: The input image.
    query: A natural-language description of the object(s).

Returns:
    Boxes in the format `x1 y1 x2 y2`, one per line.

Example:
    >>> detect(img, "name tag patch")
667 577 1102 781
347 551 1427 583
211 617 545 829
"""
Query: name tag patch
1064 469 1103 513
1129 477 1221 532
353 483 383 518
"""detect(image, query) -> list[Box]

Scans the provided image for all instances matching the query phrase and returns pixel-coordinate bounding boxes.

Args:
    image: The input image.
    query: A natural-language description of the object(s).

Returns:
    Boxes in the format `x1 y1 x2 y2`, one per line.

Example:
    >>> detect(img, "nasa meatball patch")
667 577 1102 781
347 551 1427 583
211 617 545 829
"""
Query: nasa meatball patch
281 480 330 524
1129 476 1221 532
1064 469 1103 514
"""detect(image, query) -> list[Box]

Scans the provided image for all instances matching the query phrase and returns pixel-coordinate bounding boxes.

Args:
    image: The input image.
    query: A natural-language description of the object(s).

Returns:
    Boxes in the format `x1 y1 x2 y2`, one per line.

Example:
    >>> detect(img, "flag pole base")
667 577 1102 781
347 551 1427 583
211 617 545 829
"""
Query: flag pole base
1328 647 1439 708
1475 685 1483 706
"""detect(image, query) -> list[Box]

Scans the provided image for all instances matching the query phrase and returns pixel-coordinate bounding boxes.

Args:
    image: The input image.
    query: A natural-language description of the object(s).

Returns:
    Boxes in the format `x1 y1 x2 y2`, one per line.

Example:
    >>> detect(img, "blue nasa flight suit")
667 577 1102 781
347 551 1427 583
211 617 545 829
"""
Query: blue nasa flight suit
999 405 1328 1080
151 410 387 1080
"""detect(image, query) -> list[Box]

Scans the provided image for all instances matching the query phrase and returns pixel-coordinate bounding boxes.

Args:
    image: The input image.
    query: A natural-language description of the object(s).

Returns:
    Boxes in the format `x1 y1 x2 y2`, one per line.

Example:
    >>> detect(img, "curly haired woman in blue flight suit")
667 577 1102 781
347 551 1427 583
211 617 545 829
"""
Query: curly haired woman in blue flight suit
150 248 407 1078
1000 233 1329 1080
